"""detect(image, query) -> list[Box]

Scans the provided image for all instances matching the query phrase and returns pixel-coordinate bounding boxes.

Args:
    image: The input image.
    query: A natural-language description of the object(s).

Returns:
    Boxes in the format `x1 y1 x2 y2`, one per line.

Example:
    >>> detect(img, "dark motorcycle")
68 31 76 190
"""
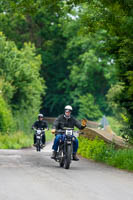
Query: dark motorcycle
34 128 45 152
55 128 79 169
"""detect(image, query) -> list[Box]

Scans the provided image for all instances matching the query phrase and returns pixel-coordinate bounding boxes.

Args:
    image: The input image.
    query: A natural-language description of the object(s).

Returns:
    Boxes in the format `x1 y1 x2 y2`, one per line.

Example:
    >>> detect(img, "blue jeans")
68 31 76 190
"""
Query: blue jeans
52 134 78 153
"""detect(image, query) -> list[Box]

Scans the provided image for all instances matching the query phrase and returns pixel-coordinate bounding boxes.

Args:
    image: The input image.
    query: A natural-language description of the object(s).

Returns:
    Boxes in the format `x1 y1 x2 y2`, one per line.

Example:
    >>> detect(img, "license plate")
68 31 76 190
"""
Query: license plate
66 130 73 135
67 141 71 144
37 136 40 139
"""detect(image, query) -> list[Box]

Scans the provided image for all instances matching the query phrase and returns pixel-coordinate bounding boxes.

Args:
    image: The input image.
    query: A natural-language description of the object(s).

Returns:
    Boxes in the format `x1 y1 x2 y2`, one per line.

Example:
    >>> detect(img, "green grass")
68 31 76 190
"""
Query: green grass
45 129 54 141
78 136 133 171
98 116 123 136
0 132 33 149
0 129 54 149
107 116 123 136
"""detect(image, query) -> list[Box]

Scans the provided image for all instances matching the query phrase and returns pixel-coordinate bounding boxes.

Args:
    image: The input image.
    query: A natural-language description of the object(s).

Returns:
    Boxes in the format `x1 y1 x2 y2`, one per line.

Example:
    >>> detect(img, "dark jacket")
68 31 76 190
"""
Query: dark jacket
32 120 48 130
53 114 85 130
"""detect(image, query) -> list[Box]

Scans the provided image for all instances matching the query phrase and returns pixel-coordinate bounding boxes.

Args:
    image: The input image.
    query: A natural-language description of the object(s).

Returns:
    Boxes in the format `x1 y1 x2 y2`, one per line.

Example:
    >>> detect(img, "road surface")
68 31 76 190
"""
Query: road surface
0 142 133 200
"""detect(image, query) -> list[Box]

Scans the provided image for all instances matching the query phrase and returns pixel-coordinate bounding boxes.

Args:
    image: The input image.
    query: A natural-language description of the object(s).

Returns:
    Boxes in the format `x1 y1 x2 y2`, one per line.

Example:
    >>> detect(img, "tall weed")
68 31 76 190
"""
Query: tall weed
0 129 53 149
78 136 133 171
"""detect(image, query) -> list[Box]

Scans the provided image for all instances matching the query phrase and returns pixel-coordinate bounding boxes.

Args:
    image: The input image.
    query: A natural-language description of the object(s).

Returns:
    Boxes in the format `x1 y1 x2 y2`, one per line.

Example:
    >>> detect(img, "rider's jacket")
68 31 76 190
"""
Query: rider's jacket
32 120 48 130
53 114 85 130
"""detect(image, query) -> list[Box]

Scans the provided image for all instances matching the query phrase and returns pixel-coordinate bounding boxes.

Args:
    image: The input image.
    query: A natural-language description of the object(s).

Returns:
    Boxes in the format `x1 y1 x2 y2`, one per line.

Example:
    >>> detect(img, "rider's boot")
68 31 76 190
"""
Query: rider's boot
42 143 45 148
73 153 79 161
51 150 57 159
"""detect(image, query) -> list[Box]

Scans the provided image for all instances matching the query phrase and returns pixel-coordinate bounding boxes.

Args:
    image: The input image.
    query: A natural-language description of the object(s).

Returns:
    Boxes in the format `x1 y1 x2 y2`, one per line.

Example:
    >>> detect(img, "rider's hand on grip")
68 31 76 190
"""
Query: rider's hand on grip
81 119 87 127
51 129 56 134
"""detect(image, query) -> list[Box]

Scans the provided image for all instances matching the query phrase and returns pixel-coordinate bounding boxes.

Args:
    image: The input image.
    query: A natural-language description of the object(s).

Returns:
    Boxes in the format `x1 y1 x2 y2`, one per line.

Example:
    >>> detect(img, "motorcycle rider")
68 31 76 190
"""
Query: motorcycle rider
32 114 49 147
51 105 86 161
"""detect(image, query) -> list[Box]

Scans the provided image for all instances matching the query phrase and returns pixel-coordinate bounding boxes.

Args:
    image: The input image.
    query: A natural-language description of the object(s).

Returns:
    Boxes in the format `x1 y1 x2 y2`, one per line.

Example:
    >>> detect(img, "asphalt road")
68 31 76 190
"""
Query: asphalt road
0 142 133 200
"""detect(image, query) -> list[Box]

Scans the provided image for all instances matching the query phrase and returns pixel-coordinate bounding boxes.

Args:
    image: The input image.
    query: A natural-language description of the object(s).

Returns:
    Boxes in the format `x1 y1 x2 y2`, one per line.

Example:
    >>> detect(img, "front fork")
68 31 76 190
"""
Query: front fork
64 138 73 159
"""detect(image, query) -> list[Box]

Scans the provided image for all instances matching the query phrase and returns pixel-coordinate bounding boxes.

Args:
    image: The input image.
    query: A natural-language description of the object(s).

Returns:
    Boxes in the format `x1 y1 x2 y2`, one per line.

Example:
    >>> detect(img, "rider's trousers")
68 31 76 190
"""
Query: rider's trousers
52 134 78 153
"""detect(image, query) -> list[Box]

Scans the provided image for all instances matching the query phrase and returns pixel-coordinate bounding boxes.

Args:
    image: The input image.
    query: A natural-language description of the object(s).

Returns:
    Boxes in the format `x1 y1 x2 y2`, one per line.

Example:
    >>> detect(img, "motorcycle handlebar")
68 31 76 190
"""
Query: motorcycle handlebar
56 129 80 134
33 128 49 131
56 129 65 134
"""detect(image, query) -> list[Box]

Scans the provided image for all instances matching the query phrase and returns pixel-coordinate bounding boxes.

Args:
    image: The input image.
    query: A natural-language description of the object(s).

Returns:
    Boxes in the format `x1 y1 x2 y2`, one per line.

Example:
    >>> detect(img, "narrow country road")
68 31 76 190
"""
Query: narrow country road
0 142 133 200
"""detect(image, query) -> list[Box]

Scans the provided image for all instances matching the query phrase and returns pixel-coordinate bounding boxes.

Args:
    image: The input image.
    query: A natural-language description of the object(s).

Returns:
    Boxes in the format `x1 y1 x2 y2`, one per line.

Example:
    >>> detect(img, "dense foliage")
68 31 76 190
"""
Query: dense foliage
0 95 14 133
0 0 133 138
0 1 114 118
75 0 133 138
0 32 45 132
0 129 53 149
78 136 133 171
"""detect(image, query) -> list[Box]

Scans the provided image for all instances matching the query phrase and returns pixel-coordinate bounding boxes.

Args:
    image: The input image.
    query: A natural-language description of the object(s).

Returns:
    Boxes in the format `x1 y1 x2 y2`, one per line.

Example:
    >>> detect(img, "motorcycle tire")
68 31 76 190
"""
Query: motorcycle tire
59 149 64 167
64 144 71 169
36 140 41 152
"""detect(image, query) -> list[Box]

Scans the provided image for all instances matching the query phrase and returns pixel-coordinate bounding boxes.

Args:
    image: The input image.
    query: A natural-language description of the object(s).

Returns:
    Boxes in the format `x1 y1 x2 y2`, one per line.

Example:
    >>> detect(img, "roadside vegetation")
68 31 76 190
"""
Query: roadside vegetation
78 136 133 171
0 129 53 149
0 0 133 162
107 117 123 136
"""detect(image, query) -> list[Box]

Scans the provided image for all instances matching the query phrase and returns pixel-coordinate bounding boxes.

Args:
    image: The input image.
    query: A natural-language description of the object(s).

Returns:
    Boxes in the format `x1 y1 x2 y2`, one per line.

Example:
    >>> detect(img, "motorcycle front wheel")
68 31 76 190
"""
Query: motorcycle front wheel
64 144 71 169
36 140 41 152
59 149 64 167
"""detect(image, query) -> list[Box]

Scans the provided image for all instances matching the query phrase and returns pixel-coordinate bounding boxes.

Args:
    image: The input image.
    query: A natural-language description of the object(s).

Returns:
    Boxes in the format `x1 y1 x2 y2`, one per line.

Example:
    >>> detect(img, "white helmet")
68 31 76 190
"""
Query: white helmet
38 114 43 118
64 105 73 111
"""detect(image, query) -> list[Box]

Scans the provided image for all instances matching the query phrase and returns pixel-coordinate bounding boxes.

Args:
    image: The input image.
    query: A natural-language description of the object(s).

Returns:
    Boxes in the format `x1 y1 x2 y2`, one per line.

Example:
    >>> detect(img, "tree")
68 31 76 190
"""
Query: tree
0 32 45 132
0 2 72 116
1 0 133 133
78 93 102 120
63 22 117 116
0 94 14 133
71 0 133 136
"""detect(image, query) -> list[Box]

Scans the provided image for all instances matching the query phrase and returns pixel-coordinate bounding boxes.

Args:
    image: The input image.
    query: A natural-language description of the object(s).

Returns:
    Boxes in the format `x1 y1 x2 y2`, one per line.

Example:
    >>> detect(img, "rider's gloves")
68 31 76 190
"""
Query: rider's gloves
81 119 87 127
51 129 56 134
32 127 36 131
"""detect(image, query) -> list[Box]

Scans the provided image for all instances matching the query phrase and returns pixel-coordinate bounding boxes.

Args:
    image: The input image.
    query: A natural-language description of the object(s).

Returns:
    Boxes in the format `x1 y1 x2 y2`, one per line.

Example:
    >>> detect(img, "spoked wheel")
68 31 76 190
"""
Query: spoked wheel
64 145 71 169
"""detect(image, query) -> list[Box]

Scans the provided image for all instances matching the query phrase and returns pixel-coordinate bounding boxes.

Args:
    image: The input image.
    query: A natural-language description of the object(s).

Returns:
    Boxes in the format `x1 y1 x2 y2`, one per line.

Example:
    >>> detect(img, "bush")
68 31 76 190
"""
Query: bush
106 149 133 171
107 116 123 136
0 33 46 133
78 136 133 171
0 129 54 149
0 95 14 133
78 136 107 161
0 132 33 149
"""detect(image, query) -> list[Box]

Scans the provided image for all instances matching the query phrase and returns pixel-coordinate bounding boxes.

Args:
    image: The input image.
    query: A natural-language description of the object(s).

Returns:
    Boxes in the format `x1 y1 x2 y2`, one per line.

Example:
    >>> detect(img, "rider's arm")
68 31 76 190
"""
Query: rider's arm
73 117 86 130
52 115 61 134
52 115 61 130
43 121 49 130
32 121 37 129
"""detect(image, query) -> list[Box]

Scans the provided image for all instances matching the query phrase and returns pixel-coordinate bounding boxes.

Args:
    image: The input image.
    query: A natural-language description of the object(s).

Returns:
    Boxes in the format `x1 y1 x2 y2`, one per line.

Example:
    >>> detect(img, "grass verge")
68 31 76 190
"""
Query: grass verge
78 136 133 171
0 129 54 149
